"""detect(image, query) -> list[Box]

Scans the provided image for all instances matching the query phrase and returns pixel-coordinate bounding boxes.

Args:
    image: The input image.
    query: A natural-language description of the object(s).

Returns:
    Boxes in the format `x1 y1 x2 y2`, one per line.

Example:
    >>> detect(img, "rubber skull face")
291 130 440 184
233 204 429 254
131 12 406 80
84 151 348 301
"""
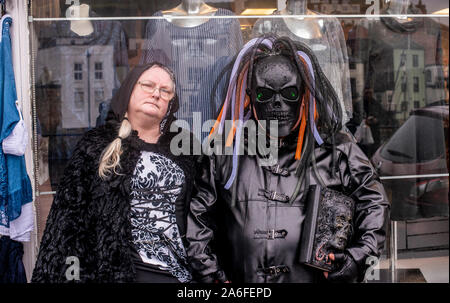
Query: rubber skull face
328 204 353 251
252 55 303 138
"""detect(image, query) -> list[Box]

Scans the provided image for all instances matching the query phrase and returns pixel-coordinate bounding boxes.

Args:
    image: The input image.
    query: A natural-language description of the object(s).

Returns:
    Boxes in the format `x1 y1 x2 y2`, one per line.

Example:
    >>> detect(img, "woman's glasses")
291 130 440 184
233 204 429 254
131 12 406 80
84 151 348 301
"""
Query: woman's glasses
138 81 174 101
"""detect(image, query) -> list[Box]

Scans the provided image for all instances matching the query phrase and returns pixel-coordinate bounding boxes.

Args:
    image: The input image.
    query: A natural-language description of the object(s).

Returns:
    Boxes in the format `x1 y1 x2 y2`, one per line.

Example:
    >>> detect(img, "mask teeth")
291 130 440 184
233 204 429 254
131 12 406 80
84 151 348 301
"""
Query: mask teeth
267 111 291 121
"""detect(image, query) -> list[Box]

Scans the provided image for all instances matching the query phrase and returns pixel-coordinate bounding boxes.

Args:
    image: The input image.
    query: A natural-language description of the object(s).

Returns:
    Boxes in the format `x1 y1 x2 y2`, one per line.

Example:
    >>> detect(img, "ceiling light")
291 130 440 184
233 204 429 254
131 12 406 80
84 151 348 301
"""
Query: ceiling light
432 8 449 15
241 8 277 15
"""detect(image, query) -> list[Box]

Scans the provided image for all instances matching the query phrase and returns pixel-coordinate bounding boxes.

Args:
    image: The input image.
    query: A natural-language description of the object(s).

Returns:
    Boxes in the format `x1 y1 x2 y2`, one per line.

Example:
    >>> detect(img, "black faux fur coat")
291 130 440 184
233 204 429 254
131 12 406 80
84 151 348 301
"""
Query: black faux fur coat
31 122 197 282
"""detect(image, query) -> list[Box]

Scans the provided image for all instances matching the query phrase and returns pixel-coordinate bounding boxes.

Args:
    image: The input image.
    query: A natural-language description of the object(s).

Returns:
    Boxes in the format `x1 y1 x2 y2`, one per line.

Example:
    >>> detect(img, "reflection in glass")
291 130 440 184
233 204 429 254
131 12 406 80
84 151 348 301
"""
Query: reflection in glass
140 3 243 141
372 106 449 220
34 4 129 189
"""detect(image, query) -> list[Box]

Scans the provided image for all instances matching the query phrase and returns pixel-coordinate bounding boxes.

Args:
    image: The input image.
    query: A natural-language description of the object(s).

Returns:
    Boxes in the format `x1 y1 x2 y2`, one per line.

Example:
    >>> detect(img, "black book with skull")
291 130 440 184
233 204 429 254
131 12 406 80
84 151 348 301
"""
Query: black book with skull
299 185 355 272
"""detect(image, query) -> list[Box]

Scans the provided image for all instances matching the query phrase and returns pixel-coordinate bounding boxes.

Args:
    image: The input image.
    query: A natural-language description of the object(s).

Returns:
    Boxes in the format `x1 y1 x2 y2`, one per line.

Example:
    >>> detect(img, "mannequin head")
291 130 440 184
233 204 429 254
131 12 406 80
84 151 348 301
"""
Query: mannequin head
252 55 304 138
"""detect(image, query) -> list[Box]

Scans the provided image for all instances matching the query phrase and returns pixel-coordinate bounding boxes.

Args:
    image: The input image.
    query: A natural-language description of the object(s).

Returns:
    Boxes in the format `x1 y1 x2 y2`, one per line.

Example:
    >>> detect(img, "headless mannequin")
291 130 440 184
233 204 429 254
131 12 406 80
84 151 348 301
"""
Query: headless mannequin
386 0 410 14
162 0 218 28
65 3 93 36
385 0 412 22
280 0 323 40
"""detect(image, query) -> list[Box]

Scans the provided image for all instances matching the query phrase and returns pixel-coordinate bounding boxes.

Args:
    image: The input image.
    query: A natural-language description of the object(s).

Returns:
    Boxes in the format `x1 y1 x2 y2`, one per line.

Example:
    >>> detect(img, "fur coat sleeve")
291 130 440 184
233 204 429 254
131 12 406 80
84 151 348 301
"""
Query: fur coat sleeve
31 132 99 283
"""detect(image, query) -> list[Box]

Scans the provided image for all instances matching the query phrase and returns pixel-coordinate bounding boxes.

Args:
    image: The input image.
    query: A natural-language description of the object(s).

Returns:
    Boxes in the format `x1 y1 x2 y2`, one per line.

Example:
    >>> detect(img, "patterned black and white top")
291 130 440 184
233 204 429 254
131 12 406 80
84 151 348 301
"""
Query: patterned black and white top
130 151 192 283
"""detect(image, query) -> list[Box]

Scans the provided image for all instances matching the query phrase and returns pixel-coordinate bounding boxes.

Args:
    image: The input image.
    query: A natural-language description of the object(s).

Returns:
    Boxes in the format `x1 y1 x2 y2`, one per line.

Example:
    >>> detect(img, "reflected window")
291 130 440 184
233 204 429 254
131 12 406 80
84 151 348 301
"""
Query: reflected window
95 89 104 105
95 62 103 80
74 91 85 111
414 77 420 92
413 55 419 67
401 77 407 92
74 63 83 81
401 101 408 112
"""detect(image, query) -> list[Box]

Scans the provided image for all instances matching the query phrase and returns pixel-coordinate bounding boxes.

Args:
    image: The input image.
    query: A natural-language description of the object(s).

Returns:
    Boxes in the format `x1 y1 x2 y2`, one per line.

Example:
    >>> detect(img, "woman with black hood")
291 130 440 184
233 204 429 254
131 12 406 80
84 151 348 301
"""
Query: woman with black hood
32 63 197 283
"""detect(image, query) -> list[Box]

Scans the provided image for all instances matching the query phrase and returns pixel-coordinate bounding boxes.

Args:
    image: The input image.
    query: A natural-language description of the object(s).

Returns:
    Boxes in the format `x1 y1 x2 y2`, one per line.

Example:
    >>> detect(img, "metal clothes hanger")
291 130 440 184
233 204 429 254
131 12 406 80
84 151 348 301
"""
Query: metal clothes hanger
1 0 6 17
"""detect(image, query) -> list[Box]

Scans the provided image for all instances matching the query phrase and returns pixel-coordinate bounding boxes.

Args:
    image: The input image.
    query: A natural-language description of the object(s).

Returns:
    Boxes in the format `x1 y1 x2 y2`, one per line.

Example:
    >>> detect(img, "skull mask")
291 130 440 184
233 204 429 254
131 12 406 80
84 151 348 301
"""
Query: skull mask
328 203 353 251
252 55 304 138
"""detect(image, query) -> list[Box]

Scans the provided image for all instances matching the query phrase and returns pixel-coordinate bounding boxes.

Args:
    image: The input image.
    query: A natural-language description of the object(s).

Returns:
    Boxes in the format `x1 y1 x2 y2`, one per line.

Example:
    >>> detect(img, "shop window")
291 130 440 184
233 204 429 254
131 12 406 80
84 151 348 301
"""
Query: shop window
28 0 450 278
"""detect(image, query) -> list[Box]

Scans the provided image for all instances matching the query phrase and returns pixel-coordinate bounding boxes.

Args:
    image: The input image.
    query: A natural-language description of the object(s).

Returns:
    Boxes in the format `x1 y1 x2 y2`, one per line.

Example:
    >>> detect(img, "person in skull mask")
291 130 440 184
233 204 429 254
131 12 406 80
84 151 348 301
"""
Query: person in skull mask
186 36 389 283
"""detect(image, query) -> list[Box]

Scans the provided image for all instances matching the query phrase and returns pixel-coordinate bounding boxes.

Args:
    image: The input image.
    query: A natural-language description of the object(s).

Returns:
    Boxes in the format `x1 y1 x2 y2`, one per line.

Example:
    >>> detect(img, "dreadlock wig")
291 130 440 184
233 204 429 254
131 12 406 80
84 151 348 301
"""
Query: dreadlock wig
210 35 343 201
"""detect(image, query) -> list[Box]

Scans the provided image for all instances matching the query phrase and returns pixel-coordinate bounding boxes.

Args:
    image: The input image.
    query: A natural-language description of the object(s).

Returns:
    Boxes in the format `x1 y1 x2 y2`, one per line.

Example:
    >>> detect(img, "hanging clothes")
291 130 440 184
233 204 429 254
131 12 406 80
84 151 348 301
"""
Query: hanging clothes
140 9 243 141
0 15 34 241
0 235 27 283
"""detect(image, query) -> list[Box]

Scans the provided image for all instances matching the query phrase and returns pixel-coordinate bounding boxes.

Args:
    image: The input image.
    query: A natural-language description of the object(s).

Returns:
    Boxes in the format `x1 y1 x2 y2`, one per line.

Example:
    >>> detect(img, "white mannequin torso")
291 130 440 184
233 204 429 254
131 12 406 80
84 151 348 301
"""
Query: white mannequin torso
162 0 218 28
281 0 324 40
66 3 93 36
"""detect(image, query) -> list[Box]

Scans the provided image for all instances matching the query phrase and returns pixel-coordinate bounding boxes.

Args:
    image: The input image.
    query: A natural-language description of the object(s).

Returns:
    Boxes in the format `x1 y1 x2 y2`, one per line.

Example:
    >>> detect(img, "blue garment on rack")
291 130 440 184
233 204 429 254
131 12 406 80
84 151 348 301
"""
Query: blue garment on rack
0 15 33 228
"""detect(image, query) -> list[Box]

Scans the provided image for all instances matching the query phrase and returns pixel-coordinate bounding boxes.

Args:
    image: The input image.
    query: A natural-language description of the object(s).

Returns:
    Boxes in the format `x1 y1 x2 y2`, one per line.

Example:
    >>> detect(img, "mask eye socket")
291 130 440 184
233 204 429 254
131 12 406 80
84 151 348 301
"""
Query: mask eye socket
280 87 299 101
255 87 275 102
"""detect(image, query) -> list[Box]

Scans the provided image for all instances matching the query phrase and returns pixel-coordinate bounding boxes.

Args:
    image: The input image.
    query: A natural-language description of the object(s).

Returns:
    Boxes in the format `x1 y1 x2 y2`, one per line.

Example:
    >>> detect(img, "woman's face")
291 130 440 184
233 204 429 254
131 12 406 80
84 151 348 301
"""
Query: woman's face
127 66 175 124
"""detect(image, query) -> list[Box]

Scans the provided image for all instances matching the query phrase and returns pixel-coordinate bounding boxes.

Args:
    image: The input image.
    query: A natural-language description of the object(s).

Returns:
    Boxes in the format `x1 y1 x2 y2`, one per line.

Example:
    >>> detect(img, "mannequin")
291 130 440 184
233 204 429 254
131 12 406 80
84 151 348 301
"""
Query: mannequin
386 0 410 15
280 0 323 40
162 0 218 28
252 0 352 123
385 0 412 22
65 2 93 36
141 0 243 142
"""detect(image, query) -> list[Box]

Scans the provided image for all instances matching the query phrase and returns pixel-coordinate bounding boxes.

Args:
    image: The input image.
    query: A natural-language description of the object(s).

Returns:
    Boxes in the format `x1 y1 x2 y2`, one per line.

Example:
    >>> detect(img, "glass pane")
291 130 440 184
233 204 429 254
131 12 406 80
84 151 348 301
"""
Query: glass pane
29 0 449 283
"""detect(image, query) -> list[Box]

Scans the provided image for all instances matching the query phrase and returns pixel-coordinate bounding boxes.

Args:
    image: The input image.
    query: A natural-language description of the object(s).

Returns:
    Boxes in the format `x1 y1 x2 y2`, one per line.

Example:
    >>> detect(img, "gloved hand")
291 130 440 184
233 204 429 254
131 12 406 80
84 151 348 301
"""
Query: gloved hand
324 252 359 283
